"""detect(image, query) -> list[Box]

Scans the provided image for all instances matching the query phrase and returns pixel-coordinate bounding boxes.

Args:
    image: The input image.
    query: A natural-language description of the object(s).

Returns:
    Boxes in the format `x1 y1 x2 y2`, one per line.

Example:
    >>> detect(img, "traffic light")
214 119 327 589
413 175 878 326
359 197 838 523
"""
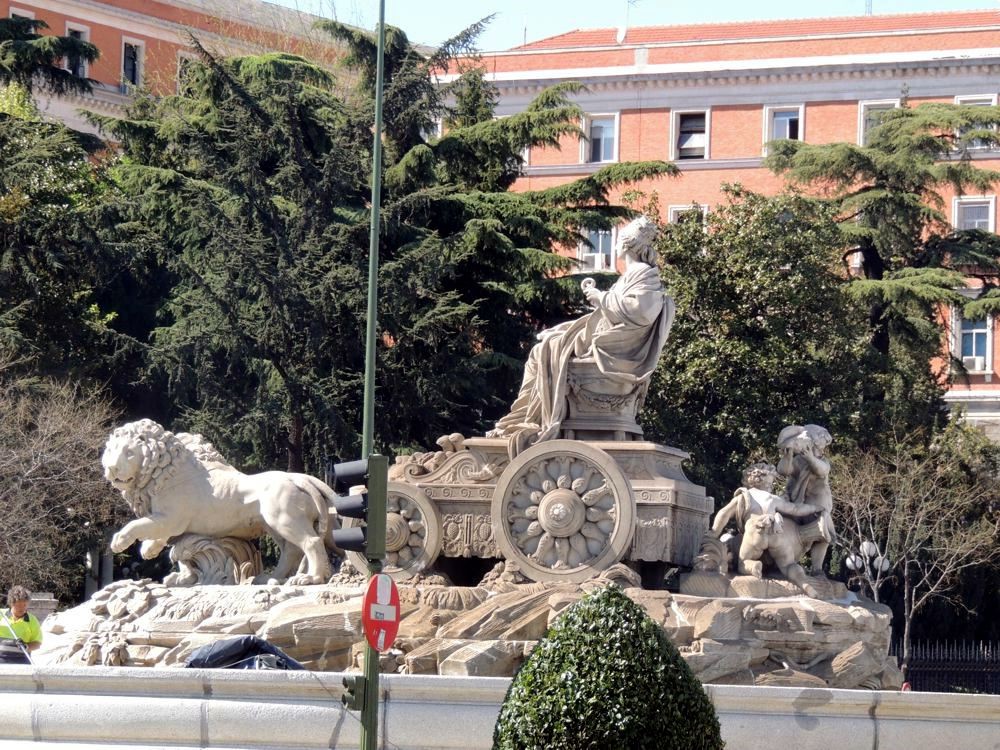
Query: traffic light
342 674 366 711
327 454 388 561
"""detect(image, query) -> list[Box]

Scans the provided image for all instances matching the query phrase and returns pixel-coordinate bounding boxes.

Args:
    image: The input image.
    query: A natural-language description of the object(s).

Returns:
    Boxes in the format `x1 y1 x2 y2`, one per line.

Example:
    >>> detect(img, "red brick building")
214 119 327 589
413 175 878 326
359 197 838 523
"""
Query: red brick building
2 0 337 132
461 10 1000 435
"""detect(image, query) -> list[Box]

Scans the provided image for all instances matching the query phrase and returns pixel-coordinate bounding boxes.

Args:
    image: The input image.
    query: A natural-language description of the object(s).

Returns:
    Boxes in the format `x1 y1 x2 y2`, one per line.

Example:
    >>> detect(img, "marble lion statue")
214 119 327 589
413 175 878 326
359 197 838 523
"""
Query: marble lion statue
102 419 335 585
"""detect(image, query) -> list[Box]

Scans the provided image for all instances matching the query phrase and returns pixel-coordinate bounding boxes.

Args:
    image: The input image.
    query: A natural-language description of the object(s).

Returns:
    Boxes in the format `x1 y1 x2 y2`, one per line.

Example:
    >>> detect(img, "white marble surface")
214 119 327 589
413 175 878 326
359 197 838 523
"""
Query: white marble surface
0 665 998 749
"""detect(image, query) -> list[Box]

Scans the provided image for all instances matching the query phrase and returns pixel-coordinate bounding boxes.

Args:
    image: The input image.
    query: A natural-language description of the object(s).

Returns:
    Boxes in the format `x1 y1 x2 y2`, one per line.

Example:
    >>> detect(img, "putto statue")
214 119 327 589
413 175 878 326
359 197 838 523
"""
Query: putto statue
102 419 336 585
697 423 836 597
711 462 821 598
487 215 674 455
777 423 835 575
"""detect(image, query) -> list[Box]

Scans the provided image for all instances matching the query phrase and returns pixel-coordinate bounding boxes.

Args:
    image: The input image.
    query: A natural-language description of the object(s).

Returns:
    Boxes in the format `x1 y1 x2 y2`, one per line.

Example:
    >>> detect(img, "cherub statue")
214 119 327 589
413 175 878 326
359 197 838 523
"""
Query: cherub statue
776 424 836 575
710 462 821 597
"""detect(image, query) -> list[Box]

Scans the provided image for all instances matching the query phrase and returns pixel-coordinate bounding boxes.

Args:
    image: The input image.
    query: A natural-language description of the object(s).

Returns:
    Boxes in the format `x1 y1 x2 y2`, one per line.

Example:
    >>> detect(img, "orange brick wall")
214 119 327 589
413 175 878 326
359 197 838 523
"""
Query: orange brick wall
2 0 339 95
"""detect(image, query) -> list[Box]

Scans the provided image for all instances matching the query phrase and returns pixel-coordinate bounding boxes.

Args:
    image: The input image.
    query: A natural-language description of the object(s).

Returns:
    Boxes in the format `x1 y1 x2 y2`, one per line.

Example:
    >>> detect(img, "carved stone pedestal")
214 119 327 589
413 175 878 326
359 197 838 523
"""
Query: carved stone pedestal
386 436 712 583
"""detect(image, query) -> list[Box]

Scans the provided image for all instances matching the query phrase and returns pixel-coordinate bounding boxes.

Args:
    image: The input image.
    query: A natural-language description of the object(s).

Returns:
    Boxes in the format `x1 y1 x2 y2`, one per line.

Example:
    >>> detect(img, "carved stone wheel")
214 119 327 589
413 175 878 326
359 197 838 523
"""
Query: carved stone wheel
490 440 636 583
343 482 442 581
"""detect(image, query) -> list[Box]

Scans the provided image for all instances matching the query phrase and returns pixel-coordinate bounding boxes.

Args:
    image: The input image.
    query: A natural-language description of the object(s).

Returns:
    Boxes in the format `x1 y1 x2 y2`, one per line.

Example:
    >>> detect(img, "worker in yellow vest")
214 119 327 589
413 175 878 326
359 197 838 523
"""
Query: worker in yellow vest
0 586 42 664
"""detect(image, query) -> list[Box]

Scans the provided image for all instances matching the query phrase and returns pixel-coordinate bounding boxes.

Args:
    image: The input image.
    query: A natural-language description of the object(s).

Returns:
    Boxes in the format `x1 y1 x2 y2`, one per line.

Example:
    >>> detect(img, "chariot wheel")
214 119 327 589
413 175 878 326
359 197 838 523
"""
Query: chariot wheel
490 439 635 583
343 482 442 581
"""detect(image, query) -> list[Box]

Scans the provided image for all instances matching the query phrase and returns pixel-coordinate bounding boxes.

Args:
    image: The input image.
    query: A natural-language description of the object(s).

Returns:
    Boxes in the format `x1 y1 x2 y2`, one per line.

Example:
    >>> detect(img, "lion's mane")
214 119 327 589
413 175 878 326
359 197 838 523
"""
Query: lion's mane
105 419 194 518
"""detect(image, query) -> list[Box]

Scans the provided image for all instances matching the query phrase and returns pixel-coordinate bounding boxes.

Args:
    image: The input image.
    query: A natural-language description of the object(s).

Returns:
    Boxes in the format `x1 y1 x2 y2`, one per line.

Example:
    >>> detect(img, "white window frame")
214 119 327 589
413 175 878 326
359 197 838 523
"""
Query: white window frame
955 94 998 151
667 204 709 223
64 22 90 79
857 99 900 146
578 227 617 272
953 195 996 232
121 36 145 88
670 108 711 161
580 113 619 164
9 7 35 19
762 104 805 154
951 297 993 375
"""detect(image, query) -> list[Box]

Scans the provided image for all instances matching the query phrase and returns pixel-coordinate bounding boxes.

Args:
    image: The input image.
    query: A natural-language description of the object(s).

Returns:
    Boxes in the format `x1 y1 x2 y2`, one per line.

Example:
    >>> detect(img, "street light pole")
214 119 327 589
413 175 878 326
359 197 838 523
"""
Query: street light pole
359 2 386 749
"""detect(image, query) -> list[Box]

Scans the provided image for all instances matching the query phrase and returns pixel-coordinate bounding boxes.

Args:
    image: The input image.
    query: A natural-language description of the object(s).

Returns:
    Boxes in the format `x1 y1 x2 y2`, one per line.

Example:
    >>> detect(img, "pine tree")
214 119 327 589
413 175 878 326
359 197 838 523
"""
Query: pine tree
0 16 98 94
766 101 1000 434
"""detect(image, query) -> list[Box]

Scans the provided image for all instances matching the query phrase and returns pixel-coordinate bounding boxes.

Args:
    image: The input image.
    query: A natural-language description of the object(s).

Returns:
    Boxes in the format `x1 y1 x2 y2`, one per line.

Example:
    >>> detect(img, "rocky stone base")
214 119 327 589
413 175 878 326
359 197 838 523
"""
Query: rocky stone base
36 564 901 690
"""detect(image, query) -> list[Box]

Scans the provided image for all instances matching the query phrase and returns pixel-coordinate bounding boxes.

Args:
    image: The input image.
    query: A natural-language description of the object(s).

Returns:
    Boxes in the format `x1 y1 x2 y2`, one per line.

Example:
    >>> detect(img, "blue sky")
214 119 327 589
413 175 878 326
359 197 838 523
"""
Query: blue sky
270 0 996 51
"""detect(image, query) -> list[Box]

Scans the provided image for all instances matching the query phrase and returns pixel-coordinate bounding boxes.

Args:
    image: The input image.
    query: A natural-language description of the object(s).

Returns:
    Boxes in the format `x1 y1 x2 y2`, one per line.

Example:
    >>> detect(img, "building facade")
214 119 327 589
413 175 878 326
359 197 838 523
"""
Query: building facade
467 10 1000 435
2 0 336 132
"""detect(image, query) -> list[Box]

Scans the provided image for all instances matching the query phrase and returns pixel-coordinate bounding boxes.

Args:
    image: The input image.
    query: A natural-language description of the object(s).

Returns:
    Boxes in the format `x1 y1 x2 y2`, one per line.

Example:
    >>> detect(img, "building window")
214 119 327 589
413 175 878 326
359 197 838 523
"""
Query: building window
764 105 803 152
122 40 144 88
672 111 709 160
9 8 34 19
65 25 89 79
579 228 614 271
582 115 616 163
176 54 197 94
858 99 900 145
955 95 997 151
667 204 708 223
961 316 990 372
954 196 995 232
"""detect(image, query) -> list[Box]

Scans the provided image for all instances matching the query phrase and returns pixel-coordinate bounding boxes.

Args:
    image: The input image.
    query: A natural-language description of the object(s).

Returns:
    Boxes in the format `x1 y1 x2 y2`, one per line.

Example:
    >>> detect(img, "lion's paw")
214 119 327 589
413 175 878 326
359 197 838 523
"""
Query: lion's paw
110 533 131 553
285 574 324 586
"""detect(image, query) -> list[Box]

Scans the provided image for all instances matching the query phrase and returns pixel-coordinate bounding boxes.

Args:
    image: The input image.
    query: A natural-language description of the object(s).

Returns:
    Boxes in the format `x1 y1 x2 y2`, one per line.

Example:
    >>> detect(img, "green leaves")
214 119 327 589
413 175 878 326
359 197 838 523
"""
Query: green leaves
493 585 723 750
647 187 869 499
0 17 98 95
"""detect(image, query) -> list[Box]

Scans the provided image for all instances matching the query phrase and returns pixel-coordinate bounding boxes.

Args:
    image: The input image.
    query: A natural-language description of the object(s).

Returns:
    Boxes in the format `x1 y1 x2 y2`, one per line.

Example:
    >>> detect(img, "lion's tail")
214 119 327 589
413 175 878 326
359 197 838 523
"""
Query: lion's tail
290 475 334 537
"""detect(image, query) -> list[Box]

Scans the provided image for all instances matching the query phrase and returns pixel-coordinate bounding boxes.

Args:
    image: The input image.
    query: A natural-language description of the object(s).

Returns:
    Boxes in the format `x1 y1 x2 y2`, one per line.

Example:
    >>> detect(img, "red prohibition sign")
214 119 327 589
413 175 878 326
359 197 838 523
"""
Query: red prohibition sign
361 573 400 653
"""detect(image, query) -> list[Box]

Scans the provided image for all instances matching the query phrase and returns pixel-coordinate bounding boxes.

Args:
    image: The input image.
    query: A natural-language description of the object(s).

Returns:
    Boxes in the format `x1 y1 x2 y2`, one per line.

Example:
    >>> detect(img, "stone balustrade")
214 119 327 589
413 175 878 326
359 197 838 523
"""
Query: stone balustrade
1 665 998 749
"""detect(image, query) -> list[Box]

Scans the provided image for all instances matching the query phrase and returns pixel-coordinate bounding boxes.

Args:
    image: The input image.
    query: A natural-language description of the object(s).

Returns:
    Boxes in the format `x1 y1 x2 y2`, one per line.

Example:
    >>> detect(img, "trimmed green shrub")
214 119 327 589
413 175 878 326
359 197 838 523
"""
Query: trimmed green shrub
492 585 724 750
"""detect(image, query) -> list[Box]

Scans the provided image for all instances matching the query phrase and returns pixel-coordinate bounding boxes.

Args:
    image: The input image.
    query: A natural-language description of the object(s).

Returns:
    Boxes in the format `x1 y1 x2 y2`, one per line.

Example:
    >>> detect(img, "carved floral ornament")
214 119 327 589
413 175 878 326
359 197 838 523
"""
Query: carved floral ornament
491 440 636 583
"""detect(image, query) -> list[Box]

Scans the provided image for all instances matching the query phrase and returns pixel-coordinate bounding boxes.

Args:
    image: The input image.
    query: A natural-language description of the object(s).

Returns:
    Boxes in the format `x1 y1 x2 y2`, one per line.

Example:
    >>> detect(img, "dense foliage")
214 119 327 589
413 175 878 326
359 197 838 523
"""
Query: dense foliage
766 100 1000 436
96 26 672 472
493 585 723 750
647 187 870 498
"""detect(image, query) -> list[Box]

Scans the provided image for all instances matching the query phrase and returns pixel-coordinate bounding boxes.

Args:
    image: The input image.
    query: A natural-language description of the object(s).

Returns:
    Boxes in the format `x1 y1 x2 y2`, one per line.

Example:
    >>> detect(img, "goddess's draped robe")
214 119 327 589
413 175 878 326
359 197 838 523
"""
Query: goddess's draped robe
491 262 674 455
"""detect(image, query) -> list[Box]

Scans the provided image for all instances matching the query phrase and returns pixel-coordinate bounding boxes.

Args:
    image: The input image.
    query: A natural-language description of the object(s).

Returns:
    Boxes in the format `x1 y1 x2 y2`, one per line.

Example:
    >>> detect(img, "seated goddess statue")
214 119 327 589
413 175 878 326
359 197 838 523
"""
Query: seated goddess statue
487 216 674 455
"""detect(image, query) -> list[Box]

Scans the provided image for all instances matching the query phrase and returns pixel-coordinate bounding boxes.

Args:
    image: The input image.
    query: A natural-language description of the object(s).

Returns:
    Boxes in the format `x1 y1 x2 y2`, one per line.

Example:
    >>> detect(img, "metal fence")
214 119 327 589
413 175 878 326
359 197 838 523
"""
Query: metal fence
891 640 1000 694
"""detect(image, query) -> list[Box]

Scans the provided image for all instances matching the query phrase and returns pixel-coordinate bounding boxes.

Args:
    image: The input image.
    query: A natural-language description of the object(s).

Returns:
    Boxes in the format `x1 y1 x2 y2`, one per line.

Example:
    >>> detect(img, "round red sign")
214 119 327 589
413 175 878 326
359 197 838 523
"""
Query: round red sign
361 573 400 653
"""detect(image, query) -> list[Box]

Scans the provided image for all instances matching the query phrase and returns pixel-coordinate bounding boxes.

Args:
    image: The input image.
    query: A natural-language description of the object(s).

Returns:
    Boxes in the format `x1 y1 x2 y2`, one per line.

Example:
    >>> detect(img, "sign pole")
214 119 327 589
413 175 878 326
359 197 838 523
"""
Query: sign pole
359 1 386 749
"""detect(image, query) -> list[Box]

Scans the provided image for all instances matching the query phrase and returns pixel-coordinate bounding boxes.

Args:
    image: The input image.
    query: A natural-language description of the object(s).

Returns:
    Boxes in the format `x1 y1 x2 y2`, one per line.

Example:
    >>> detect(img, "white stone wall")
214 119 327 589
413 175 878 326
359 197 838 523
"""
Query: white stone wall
0 665 997 749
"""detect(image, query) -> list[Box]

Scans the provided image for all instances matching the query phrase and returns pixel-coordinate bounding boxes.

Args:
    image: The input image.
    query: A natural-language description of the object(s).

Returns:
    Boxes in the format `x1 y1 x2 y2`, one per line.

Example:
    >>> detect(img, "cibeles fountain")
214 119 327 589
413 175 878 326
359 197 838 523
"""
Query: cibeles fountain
37 216 901 689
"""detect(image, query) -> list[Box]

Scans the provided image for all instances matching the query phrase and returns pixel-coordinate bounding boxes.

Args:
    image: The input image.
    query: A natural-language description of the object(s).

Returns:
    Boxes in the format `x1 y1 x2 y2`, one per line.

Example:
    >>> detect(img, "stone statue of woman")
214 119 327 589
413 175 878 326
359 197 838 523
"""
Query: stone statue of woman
487 216 674 455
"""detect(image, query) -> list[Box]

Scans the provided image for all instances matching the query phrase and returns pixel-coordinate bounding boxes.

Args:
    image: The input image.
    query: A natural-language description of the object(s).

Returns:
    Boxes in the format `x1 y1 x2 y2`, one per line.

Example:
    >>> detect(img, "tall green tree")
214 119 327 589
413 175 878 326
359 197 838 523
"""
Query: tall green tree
0 99 120 379
646 187 869 499
766 101 1000 434
97 48 371 472
98 25 673 472
0 15 98 94
319 20 676 451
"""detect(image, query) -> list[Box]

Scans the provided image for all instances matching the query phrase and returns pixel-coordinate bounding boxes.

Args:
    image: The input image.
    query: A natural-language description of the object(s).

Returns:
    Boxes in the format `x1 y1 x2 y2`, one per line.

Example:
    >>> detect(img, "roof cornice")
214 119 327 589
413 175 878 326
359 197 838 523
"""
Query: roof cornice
444 48 1000 96
498 17 1000 56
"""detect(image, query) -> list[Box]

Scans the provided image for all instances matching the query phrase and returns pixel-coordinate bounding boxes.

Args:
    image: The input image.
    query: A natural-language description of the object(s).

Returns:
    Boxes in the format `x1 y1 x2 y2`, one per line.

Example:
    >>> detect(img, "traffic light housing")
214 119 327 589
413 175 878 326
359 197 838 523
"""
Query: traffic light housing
342 674 366 711
327 454 388 561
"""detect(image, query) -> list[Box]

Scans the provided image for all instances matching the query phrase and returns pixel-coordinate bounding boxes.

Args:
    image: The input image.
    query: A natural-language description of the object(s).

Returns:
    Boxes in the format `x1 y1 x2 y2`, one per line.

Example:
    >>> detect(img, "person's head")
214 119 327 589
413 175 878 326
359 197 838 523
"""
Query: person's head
7 586 30 618
617 215 659 265
742 462 778 492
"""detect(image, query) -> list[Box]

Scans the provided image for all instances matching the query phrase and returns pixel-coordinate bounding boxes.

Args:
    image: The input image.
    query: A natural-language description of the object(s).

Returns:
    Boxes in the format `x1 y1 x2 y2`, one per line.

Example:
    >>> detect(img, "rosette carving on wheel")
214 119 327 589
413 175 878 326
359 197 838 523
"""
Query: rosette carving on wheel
384 494 428 568
505 457 618 570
